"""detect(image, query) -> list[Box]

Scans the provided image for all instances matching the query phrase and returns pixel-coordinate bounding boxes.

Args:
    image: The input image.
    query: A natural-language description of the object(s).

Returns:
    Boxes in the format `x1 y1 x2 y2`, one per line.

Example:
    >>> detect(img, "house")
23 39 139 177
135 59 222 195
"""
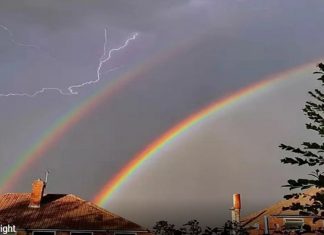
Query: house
0 179 152 235
241 188 324 234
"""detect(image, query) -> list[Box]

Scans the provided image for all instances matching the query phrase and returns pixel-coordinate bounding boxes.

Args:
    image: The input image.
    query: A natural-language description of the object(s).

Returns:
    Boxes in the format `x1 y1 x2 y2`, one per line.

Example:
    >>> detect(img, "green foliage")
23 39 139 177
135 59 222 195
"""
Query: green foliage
280 63 324 220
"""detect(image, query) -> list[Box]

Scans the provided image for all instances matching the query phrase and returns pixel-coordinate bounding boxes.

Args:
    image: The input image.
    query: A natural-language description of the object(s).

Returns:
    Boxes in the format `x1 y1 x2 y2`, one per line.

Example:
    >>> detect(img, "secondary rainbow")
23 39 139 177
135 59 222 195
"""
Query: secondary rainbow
93 59 321 206
0 38 196 192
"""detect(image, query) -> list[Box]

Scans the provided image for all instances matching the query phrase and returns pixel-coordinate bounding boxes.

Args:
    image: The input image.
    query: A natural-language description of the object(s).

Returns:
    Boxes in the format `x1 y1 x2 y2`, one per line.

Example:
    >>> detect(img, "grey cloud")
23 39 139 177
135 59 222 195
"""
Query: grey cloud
1 0 324 228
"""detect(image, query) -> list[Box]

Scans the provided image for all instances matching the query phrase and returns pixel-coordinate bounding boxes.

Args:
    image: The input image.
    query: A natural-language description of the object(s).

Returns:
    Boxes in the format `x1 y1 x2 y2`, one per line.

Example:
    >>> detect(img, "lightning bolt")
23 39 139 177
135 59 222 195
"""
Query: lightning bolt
0 28 138 97
67 29 138 95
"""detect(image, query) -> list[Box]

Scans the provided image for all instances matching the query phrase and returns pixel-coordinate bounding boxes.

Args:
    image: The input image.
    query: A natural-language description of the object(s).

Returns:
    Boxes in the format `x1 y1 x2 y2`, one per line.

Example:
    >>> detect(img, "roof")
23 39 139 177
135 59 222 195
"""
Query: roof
241 188 322 227
0 193 148 231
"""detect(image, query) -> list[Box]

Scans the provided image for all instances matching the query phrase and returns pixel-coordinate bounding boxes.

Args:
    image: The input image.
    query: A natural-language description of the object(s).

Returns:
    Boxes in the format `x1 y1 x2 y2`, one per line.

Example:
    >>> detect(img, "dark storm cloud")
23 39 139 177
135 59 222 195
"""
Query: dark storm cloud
1 0 324 228
0 0 188 31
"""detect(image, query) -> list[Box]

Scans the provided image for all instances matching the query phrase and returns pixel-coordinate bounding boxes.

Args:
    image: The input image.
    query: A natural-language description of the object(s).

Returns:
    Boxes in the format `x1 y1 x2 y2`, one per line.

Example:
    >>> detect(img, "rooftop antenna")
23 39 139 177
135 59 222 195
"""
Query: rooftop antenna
45 170 50 185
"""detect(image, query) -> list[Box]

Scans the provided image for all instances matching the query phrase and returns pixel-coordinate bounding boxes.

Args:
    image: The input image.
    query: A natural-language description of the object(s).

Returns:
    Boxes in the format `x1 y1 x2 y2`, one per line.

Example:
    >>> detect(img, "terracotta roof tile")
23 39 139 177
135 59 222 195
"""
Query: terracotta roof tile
0 193 147 231
242 187 323 227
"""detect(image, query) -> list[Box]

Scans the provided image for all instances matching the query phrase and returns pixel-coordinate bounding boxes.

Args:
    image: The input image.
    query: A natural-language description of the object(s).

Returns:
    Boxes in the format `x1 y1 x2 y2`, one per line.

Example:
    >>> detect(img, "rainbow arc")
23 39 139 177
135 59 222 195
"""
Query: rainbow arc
92 59 321 206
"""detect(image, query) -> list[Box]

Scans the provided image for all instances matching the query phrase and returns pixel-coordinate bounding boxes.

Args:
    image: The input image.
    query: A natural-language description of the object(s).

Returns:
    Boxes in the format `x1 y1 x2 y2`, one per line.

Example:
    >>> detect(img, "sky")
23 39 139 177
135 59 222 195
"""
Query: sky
1 0 324 228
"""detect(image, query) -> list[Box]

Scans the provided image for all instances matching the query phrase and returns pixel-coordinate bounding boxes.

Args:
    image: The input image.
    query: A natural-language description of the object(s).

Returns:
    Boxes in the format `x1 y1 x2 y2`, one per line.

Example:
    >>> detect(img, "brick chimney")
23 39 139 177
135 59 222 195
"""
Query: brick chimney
29 179 46 208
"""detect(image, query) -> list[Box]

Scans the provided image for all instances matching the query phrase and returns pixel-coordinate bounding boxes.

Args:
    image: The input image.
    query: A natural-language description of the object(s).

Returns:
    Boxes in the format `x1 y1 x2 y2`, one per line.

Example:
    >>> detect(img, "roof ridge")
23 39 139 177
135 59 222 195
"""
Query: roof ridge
87 200 148 231
242 187 322 226
0 193 150 231
1 193 68 195
0 192 30 196
241 210 266 227
65 194 147 230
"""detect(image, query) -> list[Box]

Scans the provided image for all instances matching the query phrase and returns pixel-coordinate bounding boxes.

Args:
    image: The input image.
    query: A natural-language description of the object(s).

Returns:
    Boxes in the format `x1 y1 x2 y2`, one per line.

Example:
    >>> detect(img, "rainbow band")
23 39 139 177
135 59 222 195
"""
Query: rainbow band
0 38 196 193
93 59 321 206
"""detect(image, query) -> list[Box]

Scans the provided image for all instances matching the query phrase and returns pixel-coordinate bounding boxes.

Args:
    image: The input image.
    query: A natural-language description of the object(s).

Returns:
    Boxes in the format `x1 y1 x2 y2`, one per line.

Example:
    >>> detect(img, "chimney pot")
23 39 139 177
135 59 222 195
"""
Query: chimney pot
29 179 45 208
233 193 241 209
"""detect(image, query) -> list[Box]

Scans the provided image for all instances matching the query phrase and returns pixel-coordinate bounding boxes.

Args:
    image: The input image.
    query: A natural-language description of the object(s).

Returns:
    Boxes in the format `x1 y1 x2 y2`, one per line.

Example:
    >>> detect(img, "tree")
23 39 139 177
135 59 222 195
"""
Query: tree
153 221 180 235
280 63 324 220
182 220 202 235
152 220 248 235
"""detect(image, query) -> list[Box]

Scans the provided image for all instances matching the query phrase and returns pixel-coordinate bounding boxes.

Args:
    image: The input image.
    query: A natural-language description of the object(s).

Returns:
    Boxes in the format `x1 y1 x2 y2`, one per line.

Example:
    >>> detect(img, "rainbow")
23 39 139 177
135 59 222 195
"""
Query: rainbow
93 59 321 206
0 39 195 193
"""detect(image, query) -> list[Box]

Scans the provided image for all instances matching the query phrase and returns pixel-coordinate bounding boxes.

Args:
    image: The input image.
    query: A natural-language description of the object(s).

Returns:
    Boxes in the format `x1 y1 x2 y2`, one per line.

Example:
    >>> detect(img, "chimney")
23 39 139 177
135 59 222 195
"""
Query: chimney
231 193 241 223
29 179 46 208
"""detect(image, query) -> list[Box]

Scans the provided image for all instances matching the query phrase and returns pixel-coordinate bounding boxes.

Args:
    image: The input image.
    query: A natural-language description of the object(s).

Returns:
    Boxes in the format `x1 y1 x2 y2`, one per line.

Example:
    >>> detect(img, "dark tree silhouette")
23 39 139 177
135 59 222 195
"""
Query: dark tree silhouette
280 63 324 220
153 220 247 235
182 220 202 235
153 221 175 235
202 226 220 235
153 220 184 235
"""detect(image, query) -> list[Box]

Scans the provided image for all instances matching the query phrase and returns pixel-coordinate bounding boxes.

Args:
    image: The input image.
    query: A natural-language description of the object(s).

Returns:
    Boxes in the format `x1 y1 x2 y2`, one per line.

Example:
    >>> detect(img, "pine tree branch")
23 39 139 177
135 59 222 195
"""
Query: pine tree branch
280 62 324 222
302 142 324 152
308 91 324 103
305 123 324 137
